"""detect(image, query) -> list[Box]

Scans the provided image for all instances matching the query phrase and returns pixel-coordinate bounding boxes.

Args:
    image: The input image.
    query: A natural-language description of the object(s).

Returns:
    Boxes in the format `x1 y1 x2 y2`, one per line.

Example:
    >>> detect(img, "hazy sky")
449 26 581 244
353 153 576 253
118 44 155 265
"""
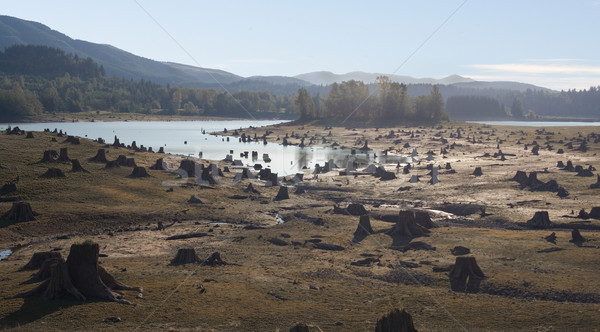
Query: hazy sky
3 0 600 90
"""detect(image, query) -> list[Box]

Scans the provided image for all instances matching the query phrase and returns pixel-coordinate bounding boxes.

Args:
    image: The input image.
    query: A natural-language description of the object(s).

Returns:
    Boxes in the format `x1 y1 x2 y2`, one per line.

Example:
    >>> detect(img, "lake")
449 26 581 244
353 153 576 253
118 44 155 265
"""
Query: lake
0 120 407 175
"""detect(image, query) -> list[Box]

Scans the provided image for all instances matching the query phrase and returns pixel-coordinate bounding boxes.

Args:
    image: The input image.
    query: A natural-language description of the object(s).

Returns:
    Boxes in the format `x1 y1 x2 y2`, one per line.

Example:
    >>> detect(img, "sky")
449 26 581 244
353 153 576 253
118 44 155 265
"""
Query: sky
3 0 600 90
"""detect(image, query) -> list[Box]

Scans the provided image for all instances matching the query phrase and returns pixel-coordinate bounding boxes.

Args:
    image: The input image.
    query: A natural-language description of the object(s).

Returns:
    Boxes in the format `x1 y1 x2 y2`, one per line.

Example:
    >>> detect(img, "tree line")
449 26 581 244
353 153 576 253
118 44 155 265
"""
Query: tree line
295 76 447 124
0 45 296 121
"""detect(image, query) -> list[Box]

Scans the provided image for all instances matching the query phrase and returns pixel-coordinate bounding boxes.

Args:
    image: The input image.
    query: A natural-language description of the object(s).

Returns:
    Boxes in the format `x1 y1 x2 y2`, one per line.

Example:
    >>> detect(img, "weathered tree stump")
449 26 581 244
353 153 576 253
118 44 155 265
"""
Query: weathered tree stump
150 158 166 170
388 211 430 248
347 203 368 216
25 131 34 139
129 166 150 178
570 229 586 244
40 150 58 162
57 147 71 162
274 186 289 201
64 136 80 145
71 159 89 173
544 232 557 244
125 158 137 167
188 195 203 204
89 149 108 163
512 171 528 185
178 159 197 177
116 155 128 166
20 251 63 271
375 308 417 332
352 215 374 242
201 252 227 266
112 136 121 147
449 256 485 293
7 241 139 304
0 182 17 195
526 211 552 229
472 167 483 176
590 176 600 189
244 183 260 194
1 201 37 222
42 167 66 178
33 256 64 280
589 207 600 219
102 159 119 169
289 323 311 332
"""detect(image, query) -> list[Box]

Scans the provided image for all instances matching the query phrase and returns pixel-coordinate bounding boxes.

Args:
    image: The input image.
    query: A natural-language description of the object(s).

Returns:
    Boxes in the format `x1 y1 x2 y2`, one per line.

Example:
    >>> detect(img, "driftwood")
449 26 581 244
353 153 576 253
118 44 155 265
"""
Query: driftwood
89 149 108 163
7 241 139 304
375 308 417 332
169 248 200 265
449 256 485 293
1 201 37 222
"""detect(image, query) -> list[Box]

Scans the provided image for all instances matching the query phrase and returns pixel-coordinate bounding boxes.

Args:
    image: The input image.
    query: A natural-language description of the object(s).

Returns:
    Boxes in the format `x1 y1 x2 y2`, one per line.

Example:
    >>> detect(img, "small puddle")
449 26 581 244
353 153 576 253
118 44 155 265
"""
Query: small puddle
0 249 13 261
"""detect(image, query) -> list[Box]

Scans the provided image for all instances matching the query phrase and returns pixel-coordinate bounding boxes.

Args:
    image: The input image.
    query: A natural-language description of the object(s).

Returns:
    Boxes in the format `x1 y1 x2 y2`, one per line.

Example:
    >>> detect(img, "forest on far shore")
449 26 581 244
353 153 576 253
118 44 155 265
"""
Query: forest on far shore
1 44 599 123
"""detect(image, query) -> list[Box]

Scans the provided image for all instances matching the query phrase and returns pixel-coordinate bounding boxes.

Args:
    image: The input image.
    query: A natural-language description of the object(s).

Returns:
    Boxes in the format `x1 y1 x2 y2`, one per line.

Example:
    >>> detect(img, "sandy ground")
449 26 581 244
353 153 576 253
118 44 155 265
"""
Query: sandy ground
1 122 599 331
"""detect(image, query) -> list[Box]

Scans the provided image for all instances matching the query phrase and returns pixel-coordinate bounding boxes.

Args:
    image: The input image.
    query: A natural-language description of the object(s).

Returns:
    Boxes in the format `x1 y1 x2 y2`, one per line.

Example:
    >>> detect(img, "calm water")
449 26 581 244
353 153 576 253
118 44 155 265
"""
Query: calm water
0 249 11 261
469 121 600 127
1 120 407 175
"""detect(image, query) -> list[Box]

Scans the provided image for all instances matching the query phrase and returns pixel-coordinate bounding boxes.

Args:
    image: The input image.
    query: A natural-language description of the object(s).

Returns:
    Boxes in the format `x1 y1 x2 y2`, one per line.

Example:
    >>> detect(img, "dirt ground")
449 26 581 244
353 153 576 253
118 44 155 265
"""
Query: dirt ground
0 121 599 331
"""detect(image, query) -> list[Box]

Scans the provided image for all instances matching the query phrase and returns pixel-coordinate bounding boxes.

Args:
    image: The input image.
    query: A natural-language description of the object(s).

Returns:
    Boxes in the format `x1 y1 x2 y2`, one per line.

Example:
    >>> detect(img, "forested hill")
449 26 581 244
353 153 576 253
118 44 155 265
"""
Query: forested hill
0 15 242 86
0 45 296 121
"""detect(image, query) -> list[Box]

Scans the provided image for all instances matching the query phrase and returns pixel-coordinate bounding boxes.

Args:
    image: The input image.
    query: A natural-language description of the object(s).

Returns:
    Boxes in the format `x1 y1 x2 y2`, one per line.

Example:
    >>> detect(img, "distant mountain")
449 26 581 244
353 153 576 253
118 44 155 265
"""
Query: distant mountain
451 81 554 93
0 15 240 86
294 71 475 86
245 75 312 86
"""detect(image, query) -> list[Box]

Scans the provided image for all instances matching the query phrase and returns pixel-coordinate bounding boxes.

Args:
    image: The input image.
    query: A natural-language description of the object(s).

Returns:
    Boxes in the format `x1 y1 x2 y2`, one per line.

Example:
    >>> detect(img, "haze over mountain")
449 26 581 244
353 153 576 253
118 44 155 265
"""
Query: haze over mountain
0 15 553 93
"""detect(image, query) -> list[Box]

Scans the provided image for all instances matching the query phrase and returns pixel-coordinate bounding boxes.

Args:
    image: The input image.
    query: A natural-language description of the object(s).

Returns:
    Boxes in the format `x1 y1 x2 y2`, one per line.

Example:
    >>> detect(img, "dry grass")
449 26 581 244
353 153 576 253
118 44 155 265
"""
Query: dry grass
1 123 600 331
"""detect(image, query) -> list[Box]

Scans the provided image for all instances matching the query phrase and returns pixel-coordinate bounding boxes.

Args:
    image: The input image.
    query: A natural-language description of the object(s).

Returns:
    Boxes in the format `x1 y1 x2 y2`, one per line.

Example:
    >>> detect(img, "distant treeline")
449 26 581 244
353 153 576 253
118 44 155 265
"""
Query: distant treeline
0 45 295 121
1 44 599 122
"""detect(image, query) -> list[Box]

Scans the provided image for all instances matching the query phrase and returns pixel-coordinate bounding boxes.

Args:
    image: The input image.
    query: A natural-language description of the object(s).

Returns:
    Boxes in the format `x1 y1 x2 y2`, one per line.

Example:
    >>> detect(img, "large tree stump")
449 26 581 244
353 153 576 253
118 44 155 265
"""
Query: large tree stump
570 229 586 244
66 241 136 304
33 256 64 280
589 207 600 219
20 251 63 271
449 256 485 293
472 167 483 176
512 171 528 185
57 147 71 162
1 201 37 222
64 136 80 145
388 211 430 248
274 186 289 201
116 155 128 166
0 182 17 195
170 248 200 265
71 159 89 173
42 167 66 178
352 215 374 243
7 241 138 304
129 166 150 178
526 211 552 229
89 149 108 163
375 308 417 332
40 150 58 163
178 159 197 177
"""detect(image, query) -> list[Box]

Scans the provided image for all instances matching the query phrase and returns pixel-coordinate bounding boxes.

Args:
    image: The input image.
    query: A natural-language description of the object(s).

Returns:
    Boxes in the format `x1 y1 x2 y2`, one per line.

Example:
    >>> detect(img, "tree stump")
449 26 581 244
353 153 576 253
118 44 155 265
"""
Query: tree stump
158 147 165 154
570 229 585 244
20 251 63 271
8 241 138 304
116 155 128 166
353 215 374 242
590 176 600 189
274 186 289 201
374 308 417 332
0 182 17 195
33 256 64 280
244 183 260 194
512 171 528 185
525 172 543 187
472 167 483 176
89 149 108 163
589 207 600 219
42 167 66 178
178 159 197 177
40 150 58 162
449 256 485 293
388 211 430 248
71 159 89 173
544 232 557 244
150 158 166 170
25 131 34 139
289 323 310 332
125 158 137 167
129 166 150 178
112 136 121 147
64 136 80 145
347 203 368 216
2 201 37 222
105 160 120 169
57 147 71 162
201 252 227 266
526 211 552 228
188 195 203 204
